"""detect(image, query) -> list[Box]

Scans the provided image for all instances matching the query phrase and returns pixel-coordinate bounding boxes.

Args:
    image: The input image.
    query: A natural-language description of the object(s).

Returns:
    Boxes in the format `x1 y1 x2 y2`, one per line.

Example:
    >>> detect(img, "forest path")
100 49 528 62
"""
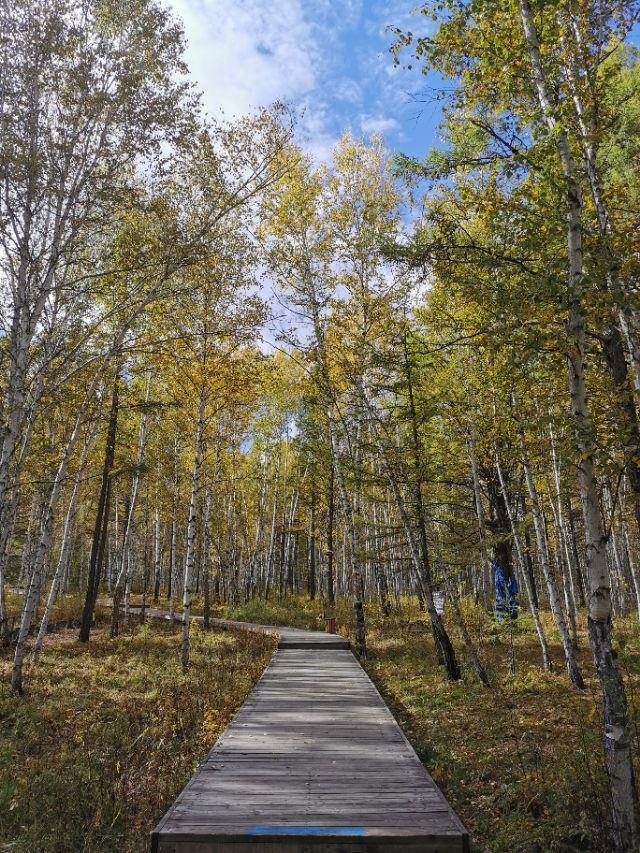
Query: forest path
100 603 469 852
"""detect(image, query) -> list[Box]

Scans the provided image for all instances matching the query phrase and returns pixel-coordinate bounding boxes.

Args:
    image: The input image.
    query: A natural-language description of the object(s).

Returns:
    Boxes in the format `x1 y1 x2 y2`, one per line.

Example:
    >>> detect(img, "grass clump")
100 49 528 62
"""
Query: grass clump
226 595 324 630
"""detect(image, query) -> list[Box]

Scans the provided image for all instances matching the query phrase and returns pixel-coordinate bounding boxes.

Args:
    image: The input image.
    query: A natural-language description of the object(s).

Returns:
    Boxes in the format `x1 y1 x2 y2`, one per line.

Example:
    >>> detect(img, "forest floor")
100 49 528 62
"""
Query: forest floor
0 594 638 852
363 606 640 853
0 608 275 853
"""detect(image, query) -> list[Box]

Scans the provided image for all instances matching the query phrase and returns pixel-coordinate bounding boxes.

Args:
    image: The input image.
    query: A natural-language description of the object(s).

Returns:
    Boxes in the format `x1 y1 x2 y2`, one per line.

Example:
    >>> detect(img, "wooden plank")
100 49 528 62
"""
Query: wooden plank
96 600 349 648
157 837 467 847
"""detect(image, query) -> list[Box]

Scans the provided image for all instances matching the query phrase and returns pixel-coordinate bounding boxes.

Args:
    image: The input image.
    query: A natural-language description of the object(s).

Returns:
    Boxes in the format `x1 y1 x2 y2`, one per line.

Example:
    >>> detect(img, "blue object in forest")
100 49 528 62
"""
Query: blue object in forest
493 560 519 622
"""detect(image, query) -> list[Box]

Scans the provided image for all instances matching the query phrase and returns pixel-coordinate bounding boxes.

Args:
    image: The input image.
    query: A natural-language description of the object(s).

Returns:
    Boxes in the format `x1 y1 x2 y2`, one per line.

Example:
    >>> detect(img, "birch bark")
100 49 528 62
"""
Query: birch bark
181 389 205 670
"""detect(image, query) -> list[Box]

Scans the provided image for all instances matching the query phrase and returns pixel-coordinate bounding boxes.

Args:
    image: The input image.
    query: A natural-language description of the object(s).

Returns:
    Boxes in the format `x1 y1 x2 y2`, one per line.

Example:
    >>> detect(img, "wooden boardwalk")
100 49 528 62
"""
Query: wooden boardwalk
131 606 469 853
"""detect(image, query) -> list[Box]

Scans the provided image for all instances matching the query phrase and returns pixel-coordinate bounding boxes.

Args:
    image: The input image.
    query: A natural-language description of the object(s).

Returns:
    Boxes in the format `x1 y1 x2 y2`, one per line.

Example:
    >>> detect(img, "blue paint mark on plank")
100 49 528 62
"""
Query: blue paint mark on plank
248 826 366 836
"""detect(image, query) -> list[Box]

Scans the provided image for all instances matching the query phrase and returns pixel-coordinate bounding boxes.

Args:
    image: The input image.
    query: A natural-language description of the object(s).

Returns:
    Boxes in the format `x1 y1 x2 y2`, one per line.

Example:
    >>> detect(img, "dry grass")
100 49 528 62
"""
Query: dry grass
0 617 274 853
363 602 640 852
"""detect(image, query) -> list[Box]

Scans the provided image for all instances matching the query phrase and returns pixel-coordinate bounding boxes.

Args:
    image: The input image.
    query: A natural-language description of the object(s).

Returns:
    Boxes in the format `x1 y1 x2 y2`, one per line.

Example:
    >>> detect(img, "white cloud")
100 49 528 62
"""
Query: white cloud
360 115 400 136
297 101 340 162
168 0 317 118
334 78 362 105
165 0 429 158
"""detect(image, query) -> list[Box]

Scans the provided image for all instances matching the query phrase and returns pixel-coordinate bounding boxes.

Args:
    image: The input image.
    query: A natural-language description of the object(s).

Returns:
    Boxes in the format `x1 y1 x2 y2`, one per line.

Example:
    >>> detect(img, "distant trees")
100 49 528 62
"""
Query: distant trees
1 0 190 689
0 0 292 689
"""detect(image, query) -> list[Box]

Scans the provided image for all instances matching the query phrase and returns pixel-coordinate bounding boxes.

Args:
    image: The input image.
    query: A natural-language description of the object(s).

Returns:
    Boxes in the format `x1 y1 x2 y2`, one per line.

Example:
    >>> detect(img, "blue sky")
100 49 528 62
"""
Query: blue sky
165 0 439 162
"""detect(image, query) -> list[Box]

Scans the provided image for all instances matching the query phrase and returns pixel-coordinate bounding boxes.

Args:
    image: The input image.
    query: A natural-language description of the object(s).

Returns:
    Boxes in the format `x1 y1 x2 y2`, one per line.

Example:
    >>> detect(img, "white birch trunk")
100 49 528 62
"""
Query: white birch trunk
494 452 552 672
467 439 492 611
181 391 205 670
519 438 584 688
33 425 96 659
168 437 179 623
11 398 92 691
111 376 151 634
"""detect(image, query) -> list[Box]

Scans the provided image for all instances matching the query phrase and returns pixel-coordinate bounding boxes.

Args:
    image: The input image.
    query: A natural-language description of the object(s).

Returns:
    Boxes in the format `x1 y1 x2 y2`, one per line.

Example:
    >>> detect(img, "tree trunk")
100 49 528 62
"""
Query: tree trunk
403 334 460 679
444 575 489 686
518 430 584 688
326 453 335 610
181 391 205 670
308 485 317 600
33 426 95 659
79 368 120 642
202 491 212 630
153 484 162 603
265 443 281 598
168 437 179 623
110 375 151 637
467 440 492 611
494 452 552 671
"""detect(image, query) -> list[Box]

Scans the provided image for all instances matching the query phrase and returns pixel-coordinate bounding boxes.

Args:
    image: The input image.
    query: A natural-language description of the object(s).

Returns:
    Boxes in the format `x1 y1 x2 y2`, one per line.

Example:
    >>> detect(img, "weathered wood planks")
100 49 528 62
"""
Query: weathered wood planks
150 625 469 853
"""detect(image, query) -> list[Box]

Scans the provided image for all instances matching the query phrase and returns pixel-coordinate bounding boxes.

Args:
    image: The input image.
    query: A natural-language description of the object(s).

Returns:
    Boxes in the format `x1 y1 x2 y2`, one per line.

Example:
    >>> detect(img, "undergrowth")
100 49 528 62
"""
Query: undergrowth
0 620 274 853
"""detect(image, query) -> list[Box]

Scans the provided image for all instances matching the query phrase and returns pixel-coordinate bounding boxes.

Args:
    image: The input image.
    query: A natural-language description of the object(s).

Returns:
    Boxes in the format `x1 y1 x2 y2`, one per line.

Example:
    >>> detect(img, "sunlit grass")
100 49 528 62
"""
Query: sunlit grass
0 619 274 853
363 599 639 852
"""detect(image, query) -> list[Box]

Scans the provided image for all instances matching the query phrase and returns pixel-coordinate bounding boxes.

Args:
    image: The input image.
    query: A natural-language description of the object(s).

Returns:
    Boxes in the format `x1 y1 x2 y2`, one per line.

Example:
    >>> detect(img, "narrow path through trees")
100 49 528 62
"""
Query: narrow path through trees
106 603 468 853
